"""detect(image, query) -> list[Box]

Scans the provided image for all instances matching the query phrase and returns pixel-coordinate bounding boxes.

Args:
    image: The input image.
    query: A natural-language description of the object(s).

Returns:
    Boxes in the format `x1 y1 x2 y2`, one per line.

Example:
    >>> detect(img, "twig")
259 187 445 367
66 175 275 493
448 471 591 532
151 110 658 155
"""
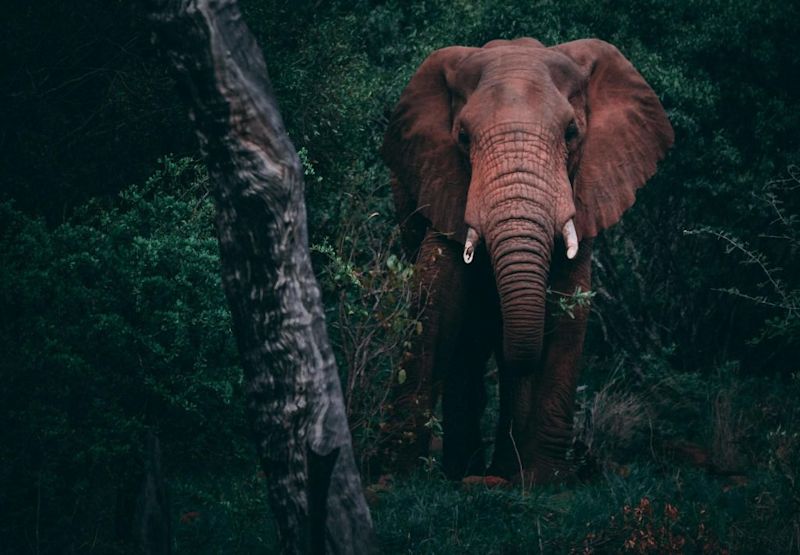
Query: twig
509 420 526 493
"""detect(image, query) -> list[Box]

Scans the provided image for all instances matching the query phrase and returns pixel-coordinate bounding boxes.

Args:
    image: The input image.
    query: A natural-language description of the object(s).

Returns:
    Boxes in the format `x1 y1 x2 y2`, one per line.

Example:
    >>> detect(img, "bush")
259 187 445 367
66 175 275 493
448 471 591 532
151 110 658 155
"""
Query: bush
0 158 251 553
4 0 800 551
238 0 800 376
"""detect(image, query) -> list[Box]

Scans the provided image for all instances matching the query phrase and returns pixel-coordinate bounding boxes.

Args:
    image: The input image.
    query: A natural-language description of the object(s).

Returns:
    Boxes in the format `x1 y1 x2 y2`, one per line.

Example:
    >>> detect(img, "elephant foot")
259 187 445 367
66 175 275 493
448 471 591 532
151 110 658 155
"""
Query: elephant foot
461 475 511 489
488 456 576 487
520 465 576 486
443 456 486 481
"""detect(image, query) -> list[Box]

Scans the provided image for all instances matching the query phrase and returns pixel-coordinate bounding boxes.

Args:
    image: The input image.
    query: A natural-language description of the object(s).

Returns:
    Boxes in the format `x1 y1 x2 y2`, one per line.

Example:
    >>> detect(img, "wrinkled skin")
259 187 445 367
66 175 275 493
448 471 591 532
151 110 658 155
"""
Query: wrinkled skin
381 38 673 483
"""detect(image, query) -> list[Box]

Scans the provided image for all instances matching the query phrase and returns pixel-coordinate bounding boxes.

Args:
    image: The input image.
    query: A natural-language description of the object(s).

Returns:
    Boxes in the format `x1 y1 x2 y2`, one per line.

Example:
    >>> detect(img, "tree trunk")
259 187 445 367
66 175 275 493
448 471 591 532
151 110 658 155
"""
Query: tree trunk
143 1 374 552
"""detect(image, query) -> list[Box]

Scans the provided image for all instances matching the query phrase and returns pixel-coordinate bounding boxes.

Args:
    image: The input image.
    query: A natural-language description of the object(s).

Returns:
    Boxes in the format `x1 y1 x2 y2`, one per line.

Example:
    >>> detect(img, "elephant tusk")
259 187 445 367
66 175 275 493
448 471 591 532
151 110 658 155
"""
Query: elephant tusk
563 219 579 260
463 227 479 264
463 244 474 264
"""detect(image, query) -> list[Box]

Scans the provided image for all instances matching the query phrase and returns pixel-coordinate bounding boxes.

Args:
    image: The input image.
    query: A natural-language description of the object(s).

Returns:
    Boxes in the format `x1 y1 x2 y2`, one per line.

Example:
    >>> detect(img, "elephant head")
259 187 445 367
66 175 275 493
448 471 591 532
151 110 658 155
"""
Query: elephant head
383 38 673 374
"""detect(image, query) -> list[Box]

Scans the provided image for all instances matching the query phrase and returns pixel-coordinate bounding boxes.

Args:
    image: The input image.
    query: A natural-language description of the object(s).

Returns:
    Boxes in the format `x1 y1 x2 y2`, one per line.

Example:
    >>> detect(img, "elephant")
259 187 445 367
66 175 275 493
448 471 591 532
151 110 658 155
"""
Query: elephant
380 37 673 484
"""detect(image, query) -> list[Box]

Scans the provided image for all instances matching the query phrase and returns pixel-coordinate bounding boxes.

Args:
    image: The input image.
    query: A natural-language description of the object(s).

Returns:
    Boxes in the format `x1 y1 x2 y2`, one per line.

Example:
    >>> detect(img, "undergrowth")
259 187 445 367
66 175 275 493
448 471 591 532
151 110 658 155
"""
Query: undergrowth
4 0 800 550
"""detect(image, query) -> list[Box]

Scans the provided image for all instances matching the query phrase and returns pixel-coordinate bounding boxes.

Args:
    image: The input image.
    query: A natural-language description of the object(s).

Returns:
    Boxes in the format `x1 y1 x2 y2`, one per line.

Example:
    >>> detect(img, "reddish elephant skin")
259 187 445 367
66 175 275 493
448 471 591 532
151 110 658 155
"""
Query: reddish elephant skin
381 38 673 484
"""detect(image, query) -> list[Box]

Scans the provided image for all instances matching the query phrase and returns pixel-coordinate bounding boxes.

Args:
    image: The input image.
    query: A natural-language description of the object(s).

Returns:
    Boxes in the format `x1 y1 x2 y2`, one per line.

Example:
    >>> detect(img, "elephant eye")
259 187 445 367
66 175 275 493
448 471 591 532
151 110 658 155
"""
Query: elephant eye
458 128 471 149
565 120 579 143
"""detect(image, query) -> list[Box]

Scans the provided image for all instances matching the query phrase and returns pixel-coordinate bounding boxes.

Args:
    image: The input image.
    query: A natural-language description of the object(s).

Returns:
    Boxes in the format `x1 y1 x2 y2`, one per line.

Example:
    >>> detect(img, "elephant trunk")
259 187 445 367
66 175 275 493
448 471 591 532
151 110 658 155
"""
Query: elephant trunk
467 127 570 374
484 198 554 374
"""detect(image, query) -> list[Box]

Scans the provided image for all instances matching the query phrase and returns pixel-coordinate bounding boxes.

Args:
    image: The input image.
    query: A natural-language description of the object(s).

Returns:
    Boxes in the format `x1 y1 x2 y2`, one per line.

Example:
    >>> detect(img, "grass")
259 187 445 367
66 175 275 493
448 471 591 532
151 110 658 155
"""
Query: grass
168 368 800 554
370 456 798 553
171 467 276 554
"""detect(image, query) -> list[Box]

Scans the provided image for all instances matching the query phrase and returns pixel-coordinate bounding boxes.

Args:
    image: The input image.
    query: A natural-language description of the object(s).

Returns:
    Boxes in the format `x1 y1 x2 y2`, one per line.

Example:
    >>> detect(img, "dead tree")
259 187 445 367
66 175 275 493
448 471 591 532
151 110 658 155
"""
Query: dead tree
144 0 374 552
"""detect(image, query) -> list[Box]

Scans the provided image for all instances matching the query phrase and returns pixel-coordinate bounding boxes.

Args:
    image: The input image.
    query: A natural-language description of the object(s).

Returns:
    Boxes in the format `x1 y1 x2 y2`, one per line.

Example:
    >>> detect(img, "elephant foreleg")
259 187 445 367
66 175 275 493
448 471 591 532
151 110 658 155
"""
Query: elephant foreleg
441 255 497 479
383 229 467 474
530 238 593 482
491 239 593 484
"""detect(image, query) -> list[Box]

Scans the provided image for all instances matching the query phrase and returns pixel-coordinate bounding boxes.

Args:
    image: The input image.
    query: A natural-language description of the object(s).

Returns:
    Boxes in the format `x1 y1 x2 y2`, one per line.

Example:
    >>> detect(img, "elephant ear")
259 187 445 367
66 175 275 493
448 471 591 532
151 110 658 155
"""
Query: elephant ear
382 46 476 252
553 39 674 238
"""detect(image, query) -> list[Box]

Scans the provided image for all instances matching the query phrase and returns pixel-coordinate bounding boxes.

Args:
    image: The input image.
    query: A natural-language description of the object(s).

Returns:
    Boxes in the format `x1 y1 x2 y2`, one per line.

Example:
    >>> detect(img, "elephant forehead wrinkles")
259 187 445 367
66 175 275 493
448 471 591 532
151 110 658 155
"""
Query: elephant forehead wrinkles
457 47 584 116
481 61 551 80
480 77 556 111
462 76 575 138
467 45 582 84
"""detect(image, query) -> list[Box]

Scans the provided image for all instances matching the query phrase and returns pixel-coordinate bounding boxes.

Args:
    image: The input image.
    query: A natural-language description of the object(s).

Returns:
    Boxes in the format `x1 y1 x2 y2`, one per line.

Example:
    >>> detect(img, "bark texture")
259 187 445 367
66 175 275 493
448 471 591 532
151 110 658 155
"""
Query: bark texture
144 1 373 552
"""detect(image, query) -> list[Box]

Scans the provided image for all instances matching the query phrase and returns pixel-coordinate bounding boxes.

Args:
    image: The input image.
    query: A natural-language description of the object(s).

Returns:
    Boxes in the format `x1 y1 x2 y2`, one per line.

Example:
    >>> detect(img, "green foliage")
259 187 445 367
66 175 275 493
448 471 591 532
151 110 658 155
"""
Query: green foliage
311 220 420 472
0 158 250 553
236 0 800 373
370 367 800 554
244 6 799 548
4 0 800 551
548 286 596 319
370 468 735 554
0 1 194 219
685 167 800 353
171 467 275 553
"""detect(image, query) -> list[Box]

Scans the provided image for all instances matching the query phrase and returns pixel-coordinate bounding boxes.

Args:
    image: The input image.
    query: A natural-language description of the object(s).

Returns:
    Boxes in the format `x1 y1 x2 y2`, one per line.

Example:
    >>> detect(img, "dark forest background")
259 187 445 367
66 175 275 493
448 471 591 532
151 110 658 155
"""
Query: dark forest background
2 0 799 552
